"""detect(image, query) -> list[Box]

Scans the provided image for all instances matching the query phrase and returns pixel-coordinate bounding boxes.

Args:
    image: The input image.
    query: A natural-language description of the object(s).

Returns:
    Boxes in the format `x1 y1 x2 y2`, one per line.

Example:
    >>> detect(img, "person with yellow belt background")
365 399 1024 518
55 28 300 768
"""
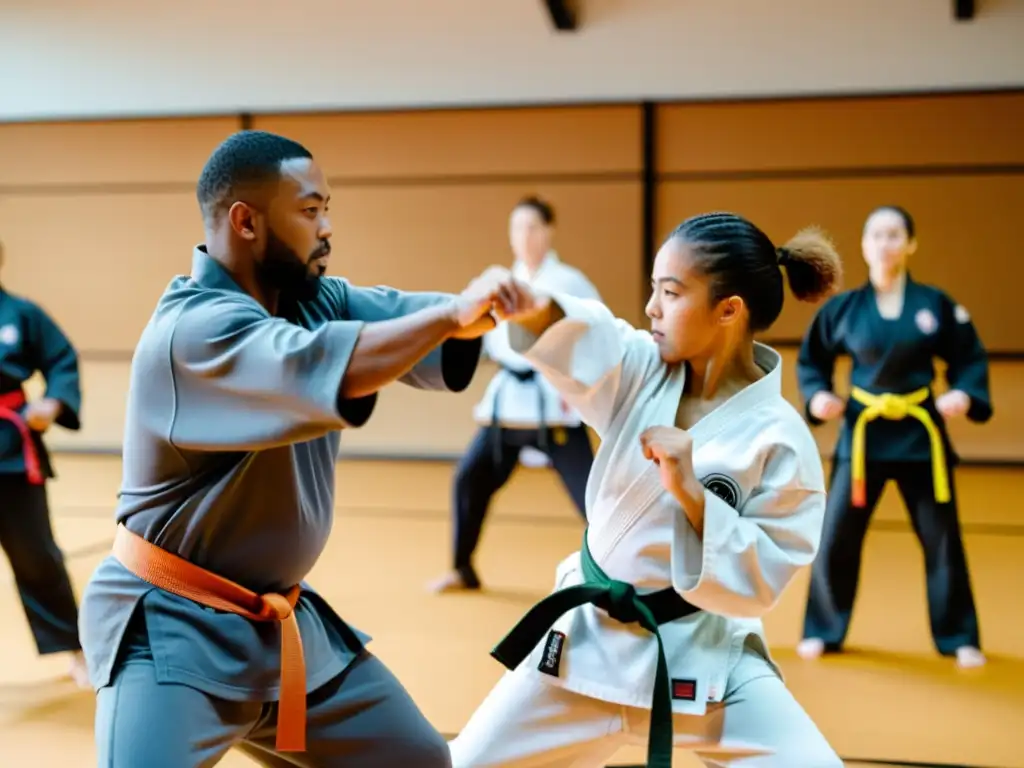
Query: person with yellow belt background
795 206 991 669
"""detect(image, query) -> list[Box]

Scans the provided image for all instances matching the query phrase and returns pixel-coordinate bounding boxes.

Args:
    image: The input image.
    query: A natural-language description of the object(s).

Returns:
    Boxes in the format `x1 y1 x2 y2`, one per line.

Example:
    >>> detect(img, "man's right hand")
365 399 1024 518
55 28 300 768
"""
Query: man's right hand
449 267 538 338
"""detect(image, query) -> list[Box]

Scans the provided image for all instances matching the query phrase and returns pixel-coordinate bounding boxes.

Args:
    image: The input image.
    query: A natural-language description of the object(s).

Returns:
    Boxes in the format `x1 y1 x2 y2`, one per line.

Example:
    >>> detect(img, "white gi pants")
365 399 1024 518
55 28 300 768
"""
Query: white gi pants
449 643 842 767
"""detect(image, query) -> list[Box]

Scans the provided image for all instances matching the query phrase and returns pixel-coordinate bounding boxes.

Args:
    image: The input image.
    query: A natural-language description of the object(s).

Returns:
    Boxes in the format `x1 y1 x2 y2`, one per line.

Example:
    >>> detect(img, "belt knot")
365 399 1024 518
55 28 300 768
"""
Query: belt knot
876 393 910 419
604 581 641 624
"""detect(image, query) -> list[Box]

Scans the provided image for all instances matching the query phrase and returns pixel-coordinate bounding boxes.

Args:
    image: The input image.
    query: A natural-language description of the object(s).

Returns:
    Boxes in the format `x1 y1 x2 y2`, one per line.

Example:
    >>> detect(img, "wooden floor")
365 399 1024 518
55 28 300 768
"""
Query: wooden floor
1 455 1022 767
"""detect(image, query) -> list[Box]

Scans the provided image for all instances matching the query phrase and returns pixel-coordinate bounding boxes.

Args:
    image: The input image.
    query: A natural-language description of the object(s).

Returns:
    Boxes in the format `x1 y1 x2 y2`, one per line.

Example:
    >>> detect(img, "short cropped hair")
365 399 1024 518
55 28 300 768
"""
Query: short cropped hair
196 130 313 222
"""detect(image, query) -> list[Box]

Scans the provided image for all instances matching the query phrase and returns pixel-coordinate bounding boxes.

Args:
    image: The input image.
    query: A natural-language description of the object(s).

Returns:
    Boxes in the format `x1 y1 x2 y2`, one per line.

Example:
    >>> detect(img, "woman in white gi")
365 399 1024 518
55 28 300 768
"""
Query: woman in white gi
450 212 845 767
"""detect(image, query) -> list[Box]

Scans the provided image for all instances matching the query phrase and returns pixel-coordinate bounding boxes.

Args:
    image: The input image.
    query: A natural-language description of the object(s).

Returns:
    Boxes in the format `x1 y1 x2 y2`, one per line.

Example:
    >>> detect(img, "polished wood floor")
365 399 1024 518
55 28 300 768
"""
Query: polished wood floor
1 455 1022 767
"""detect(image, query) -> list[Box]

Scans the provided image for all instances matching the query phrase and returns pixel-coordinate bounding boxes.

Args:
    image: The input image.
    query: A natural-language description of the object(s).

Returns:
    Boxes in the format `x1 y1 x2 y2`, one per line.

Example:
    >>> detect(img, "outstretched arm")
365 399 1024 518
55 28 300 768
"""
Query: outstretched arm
340 281 483 394
505 292 659 437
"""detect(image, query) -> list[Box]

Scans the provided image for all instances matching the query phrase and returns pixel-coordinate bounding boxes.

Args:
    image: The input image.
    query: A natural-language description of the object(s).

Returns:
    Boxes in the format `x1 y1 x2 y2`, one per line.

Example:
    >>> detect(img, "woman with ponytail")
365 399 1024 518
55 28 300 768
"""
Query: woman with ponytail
449 212 843 767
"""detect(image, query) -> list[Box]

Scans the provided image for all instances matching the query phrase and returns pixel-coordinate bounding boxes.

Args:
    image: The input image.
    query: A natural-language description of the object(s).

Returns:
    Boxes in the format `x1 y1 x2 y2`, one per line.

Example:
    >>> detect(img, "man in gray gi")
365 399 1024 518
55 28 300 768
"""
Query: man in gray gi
78 130 519 766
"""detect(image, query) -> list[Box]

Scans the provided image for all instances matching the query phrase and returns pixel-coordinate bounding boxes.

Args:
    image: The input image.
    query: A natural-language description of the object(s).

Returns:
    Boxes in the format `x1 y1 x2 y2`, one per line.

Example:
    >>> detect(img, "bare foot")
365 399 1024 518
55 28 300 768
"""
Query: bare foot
796 638 825 660
427 571 480 594
955 646 986 669
68 651 90 689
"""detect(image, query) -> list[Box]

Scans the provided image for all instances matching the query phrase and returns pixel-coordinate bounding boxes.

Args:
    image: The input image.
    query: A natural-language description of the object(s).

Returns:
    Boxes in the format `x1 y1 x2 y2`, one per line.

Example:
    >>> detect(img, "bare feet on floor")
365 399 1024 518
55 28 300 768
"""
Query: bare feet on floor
796 638 825 660
956 645 986 669
427 571 481 594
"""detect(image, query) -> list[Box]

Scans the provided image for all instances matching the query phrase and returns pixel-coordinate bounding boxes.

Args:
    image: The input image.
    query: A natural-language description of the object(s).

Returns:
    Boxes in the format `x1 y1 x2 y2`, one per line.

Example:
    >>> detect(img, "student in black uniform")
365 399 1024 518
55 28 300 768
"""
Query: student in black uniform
0 241 88 686
795 206 991 669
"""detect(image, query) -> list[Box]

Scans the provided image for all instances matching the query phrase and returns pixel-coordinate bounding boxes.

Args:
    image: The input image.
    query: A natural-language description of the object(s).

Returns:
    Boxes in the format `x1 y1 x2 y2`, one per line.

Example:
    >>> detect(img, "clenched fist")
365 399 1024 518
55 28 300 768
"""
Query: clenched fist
936 389 970 419
808 391 845 422
639 426 704 512
24 398 62 432
449 266 544 339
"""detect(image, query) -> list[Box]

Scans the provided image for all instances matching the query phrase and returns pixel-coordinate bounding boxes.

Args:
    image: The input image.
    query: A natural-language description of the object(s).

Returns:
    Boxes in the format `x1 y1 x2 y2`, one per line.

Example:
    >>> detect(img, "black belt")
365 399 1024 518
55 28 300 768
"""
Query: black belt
490 366 548 463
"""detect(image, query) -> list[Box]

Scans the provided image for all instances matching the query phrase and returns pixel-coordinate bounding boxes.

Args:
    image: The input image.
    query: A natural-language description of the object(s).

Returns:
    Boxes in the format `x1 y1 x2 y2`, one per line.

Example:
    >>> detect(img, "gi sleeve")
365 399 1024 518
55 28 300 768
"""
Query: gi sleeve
26 302 81 431
507 293 659 437
937 296 993 424
796 297 843 426
670 436 826 619
339 281 482 393
168 296 376 451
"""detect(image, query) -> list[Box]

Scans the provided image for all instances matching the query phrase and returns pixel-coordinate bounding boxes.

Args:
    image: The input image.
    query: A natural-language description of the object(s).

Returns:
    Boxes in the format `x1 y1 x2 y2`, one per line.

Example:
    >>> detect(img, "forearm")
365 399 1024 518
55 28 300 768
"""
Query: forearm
340 302 460 399
511 298 564 339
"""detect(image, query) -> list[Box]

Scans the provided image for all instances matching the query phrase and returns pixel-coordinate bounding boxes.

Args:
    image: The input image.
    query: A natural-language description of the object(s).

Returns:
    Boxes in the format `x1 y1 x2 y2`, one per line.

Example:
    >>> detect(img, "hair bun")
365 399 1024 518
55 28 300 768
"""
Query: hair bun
776 247 792 266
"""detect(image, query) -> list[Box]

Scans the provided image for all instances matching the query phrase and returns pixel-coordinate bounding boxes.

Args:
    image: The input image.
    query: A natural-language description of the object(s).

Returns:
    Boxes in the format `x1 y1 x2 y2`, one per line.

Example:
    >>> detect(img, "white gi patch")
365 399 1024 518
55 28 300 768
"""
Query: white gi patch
914 308 938 335
0 324 18 346
954 304 971 324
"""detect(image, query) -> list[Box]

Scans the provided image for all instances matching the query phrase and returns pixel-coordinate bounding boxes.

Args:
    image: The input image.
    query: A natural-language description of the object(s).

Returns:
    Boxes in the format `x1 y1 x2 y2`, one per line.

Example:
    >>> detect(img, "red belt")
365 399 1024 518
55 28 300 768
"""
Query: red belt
0 391 44 485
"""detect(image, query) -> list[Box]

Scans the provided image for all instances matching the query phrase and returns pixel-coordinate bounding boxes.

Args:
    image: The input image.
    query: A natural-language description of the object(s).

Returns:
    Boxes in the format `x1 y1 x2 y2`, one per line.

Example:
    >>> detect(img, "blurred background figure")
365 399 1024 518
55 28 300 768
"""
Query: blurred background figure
429 196 602 593
796 206 991 669
0 241 88 688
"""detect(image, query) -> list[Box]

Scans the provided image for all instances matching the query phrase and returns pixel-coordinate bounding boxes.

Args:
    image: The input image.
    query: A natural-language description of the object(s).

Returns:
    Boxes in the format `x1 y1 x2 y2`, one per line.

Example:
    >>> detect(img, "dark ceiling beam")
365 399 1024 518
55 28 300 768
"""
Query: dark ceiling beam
542 0 578 32
954 0 975 21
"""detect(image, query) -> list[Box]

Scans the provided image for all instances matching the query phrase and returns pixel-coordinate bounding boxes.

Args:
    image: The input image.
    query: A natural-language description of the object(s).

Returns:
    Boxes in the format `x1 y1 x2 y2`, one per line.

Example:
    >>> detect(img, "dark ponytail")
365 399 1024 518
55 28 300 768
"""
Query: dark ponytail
670 213 842 333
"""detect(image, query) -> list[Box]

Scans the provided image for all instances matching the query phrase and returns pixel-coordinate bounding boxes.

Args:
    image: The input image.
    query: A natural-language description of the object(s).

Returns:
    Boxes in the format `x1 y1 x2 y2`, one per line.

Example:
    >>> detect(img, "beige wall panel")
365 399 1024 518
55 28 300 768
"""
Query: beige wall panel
657 173 1024 349
327 181 645 327
0 191 204 351
657 93 1024 174
253 106 642 178
0 117 239 187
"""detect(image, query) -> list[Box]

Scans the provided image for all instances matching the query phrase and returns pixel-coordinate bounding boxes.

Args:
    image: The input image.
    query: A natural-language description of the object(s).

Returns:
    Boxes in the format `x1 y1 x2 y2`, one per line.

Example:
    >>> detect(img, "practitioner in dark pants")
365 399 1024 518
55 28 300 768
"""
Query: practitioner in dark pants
796 206 991 668
0 241 87 686
429 197 602 592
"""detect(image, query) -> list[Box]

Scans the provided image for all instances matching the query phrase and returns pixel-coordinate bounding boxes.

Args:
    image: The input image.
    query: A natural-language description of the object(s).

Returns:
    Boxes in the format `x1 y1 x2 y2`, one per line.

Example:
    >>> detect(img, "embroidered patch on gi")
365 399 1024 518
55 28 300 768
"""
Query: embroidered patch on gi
914 308 938 335
538 630 566 677
954 304 971 324
0 324 18 346
671 678 698 701
701 473 741 507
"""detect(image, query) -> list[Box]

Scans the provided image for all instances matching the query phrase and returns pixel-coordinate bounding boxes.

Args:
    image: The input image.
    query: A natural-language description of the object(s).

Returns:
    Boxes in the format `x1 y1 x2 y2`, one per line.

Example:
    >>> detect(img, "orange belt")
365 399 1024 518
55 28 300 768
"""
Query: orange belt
112 523 308 752
0 391 44 485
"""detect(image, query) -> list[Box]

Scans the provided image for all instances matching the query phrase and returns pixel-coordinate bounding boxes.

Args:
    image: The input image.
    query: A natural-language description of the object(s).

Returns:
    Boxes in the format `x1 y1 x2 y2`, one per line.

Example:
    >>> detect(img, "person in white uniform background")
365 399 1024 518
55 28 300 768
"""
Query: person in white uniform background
429 196 602 594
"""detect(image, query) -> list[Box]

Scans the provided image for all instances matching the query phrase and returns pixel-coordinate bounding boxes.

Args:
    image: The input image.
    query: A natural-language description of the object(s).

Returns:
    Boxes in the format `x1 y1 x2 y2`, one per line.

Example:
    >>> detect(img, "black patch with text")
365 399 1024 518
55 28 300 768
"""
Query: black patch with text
538 630 566 677
671 678 698 701
701 473 741 508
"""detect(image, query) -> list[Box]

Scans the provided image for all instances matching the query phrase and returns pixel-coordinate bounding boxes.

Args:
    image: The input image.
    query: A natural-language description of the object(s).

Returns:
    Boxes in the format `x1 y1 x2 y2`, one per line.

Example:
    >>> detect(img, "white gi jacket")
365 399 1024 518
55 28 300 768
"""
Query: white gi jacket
506 294 827 715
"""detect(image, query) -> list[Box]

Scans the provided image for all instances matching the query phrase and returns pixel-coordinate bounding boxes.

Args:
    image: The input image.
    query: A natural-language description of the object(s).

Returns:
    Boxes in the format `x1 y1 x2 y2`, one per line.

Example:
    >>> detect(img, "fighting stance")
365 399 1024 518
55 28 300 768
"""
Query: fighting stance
0 243 87 688
796 205 990 669
430 196 601 593
78 130 525 766
450 213 844 767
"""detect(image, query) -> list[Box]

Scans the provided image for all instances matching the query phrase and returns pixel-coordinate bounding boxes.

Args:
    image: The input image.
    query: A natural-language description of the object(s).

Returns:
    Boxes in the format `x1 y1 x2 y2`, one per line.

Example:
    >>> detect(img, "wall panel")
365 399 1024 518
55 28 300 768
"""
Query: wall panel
657 174 1024 350
656 93 1024 174
254 107 642 179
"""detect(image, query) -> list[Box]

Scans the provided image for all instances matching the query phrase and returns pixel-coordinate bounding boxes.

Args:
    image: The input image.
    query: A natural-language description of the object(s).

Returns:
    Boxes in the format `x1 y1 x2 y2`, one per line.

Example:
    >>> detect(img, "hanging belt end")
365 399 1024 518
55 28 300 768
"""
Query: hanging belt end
851 481 867 508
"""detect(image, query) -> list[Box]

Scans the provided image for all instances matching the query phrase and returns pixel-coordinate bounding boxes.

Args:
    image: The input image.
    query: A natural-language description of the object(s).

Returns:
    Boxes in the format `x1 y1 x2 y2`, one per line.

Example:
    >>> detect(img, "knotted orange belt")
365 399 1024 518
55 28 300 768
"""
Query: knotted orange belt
0 391 44 485
112 523 308 752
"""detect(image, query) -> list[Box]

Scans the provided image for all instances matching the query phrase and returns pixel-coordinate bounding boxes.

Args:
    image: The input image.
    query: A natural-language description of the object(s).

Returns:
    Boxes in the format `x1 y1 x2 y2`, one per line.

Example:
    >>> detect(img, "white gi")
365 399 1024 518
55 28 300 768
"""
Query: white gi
473 251 602 432
450 295 842 767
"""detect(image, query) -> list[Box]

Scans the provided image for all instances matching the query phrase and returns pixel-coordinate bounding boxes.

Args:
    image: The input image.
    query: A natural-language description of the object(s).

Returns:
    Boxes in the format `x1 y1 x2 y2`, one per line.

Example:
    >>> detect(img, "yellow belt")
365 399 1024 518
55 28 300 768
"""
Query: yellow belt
849 386 950 508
